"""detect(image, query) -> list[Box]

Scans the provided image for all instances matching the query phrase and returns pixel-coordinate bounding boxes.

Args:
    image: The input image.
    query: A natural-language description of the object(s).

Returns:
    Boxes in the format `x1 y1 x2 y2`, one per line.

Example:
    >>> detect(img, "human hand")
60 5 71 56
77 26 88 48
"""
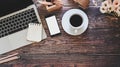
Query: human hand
46 0 63 12
73 0 90 9
38 1 53 6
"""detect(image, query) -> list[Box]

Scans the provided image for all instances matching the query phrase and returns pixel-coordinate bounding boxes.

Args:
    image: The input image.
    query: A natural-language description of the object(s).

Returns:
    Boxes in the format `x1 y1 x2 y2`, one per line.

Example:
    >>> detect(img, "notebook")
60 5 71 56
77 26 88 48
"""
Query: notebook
27 23 43 42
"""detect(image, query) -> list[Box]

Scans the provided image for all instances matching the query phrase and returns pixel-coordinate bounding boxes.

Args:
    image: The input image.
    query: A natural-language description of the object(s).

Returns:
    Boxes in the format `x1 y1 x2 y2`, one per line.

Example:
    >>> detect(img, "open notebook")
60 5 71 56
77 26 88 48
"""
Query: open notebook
27 23 47 42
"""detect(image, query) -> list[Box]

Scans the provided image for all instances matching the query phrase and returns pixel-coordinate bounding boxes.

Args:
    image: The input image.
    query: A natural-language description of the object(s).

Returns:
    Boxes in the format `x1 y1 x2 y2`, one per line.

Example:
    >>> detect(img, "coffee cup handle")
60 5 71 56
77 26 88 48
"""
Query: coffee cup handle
75 29 78 33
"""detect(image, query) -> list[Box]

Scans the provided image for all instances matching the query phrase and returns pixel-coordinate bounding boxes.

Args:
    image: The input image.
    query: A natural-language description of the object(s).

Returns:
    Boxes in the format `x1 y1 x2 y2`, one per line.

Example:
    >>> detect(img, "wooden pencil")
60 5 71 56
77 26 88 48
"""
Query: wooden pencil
0 56 20 64
0 53 18 61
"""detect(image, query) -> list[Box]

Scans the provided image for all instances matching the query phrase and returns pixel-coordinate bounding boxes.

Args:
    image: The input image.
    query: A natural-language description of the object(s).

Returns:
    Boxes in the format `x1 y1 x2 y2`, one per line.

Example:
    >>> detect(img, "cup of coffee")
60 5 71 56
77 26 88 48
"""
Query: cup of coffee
69 14 83 33
62 9 89 36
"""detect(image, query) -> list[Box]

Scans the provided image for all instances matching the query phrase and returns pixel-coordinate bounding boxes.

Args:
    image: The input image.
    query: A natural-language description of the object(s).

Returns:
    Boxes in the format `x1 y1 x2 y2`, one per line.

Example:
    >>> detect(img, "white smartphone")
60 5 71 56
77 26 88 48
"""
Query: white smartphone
45 15 61 36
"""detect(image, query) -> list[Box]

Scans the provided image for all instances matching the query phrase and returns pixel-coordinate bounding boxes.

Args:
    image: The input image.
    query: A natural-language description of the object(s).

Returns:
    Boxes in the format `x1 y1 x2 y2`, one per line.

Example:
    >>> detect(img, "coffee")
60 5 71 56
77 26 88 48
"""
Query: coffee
70 15 83 27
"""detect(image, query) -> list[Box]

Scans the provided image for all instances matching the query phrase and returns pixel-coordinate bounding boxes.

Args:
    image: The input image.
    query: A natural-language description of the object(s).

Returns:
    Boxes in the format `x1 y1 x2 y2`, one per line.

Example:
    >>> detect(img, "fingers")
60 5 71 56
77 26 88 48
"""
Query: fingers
38 1 53 6
53 0 62 5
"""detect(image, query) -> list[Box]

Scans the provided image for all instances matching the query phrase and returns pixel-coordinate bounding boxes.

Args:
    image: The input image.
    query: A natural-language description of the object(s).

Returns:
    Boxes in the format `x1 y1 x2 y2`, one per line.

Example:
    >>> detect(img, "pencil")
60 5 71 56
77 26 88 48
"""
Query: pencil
0 56 20 64
0 53 18 61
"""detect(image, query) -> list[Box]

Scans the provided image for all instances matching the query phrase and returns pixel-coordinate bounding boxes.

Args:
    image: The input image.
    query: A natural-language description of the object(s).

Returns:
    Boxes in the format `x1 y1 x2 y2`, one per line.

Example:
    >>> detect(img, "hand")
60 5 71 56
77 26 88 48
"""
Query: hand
35 0 53 7
39 1 53 6
73 0 90 9
53 0 62 5
73 0 79 3
46 0 63 12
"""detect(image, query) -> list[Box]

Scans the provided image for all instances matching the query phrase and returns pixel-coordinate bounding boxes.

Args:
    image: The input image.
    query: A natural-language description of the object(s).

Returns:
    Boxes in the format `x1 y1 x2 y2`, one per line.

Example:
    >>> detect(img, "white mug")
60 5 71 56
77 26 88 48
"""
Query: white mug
62 9 89 36
69 14 84 34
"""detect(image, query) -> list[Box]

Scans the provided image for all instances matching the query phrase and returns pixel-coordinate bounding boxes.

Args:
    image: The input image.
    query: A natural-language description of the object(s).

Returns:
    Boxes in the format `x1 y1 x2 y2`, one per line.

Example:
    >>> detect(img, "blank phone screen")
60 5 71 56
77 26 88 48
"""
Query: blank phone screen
45 15 60 36
46 0 51 2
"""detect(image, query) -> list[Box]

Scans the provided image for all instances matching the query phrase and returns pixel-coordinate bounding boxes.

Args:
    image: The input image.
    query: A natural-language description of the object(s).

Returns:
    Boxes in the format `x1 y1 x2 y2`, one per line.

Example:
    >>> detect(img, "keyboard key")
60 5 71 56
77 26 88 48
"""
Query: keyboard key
0 8 39 38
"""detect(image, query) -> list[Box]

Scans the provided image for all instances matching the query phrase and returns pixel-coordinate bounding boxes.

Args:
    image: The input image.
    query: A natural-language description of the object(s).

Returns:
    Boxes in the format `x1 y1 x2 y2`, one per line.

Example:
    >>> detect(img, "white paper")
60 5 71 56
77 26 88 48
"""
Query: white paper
27 23 42 42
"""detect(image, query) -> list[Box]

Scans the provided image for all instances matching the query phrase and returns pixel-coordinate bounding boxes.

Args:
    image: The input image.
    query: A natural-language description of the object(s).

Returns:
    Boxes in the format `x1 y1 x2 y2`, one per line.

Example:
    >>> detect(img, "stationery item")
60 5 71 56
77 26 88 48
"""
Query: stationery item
0 53 19 64
45 15 61 36
27 23 42 42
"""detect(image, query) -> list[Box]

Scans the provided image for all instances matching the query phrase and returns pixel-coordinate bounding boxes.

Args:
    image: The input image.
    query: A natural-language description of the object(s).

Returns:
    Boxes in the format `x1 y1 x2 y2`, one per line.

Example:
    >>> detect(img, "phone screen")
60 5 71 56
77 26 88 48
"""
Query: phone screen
45 15 60 36
46 0 51 2
46 0 52 7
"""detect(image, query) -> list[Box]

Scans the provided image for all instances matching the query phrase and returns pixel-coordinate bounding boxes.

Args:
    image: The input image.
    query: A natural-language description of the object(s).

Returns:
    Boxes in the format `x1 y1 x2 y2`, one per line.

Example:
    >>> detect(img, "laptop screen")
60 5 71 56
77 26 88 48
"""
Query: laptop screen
0 0 33 17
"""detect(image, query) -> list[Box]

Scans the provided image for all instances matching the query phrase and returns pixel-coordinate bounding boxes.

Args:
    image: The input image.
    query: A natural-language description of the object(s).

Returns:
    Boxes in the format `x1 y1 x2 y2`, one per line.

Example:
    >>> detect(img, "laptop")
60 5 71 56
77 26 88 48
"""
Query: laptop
0 0 47 54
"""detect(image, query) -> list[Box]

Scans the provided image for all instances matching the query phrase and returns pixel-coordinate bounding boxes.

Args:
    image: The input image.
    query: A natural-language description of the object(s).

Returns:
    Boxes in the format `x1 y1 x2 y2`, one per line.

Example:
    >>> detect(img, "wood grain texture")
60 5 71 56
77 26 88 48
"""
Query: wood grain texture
0 0 120 67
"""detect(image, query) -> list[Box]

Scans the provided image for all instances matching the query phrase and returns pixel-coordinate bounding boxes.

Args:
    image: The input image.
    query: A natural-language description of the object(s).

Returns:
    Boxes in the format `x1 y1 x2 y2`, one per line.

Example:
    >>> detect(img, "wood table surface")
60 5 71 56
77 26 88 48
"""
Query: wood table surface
0 0 120 67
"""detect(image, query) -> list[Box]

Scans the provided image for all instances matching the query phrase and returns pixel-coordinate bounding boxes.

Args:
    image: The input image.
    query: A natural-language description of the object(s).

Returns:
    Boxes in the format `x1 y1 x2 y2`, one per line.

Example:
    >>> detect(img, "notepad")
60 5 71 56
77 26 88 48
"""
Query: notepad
27 23 42 42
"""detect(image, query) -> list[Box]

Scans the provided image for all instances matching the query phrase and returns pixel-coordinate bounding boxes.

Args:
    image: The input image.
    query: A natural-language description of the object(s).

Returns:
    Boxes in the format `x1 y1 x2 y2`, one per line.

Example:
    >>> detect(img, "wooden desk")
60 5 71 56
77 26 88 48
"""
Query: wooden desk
0 0 120 67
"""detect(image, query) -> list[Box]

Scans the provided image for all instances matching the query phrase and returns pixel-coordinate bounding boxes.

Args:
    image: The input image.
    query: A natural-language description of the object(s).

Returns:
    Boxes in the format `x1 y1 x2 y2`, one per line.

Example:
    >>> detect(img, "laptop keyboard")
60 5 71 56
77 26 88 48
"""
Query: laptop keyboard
0 8 39 38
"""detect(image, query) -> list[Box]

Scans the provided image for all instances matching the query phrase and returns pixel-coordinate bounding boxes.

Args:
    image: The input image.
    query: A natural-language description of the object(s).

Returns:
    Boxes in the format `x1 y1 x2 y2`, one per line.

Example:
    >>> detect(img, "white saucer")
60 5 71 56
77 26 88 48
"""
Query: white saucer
62 9 89 36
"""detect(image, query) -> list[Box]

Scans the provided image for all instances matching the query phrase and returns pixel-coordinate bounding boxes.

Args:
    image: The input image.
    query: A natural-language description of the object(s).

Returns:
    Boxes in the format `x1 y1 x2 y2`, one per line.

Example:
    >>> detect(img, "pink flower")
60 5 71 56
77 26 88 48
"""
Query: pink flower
113 0 120 11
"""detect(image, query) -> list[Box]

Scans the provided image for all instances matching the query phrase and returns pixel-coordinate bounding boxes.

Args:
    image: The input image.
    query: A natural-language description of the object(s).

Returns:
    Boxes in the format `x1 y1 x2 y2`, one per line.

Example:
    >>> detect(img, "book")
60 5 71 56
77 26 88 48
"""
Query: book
27 23 43 42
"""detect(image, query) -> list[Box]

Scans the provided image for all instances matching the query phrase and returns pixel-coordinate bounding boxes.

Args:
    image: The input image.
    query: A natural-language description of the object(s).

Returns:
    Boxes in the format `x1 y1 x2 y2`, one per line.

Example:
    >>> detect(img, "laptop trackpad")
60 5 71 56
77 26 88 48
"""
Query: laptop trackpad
8 29 32 50
0 36 13 54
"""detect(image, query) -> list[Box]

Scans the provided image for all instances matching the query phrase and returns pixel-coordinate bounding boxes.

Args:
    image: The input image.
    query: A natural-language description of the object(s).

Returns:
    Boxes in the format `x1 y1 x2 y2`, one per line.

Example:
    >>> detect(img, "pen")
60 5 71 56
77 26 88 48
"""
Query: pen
0 53 20 64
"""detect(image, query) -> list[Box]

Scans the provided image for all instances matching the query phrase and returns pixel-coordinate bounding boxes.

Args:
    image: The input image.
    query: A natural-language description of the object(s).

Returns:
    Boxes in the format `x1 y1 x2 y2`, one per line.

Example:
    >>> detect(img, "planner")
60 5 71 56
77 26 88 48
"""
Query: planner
27 23 42 42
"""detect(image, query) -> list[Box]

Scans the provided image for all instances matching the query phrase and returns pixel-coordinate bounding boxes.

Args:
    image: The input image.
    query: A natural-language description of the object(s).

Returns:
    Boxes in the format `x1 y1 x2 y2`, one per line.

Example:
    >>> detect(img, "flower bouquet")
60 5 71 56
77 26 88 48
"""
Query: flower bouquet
100 0 120 18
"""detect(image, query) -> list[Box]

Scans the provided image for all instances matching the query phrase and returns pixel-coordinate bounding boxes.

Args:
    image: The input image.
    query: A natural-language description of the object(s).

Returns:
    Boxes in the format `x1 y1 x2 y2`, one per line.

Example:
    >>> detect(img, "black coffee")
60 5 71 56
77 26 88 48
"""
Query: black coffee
70 15 83 27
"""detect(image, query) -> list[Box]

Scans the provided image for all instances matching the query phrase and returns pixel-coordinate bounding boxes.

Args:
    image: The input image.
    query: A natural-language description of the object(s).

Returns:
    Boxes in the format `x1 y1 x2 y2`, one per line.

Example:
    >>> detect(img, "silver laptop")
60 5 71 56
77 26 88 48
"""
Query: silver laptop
0 0 47 54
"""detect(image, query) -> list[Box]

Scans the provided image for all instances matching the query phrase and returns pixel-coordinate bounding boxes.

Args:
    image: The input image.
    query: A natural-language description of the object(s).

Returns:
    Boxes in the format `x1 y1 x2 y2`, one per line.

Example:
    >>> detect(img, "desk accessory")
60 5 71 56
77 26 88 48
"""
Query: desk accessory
27 23 43 42
62 9 89 36
0 53 20 64
45 15 61 36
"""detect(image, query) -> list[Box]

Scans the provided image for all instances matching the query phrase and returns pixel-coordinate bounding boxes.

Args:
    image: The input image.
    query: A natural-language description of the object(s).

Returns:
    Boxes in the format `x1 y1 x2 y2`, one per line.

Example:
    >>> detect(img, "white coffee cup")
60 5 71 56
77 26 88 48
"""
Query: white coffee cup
69 14 84 33
62 9 89 36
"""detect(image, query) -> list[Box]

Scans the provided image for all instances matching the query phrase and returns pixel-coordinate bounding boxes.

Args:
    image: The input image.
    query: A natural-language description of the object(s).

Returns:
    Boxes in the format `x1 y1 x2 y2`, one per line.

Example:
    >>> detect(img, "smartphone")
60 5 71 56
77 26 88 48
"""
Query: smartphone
46 0 53 7
46 0 51 2
45 15 61 36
